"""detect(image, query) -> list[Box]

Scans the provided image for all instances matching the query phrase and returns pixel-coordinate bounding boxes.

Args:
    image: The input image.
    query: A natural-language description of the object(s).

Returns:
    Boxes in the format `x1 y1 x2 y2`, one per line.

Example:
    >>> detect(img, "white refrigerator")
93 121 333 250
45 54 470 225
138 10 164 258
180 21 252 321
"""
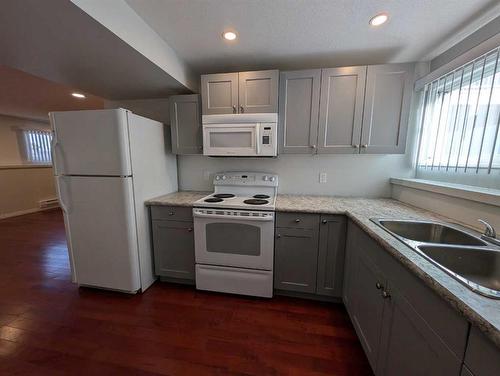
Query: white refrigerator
49 109 178 293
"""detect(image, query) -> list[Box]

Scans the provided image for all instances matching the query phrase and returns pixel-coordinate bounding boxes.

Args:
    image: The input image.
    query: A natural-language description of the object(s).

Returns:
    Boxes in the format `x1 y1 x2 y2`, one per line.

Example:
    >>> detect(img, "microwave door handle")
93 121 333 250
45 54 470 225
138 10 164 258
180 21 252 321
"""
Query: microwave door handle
193 211 273 222
255 125 261 155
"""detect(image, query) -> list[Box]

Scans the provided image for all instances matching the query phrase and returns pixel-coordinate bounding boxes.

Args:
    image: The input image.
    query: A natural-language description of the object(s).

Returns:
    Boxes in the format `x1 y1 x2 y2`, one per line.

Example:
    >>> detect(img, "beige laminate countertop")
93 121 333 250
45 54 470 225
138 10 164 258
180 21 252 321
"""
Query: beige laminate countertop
146 191 500 348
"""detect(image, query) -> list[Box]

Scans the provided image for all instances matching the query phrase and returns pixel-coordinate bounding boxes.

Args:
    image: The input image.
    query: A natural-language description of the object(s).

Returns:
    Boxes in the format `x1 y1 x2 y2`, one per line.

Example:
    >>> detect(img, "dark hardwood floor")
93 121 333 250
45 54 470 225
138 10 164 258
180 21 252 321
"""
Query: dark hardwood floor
0 209 372 375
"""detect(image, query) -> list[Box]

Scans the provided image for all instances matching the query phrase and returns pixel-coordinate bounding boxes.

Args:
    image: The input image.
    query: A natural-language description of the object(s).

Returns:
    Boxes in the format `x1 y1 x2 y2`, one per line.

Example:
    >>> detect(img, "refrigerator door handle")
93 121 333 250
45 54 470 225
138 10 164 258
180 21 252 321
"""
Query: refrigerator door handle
57 177 70 213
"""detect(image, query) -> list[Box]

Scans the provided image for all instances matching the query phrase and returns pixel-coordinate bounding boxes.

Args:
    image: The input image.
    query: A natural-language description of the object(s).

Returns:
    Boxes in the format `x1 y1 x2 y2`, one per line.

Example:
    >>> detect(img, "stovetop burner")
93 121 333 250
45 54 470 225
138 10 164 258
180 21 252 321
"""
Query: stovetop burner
243 199 269 205
204 197 223 203
213 193 235 198
253 194 270 199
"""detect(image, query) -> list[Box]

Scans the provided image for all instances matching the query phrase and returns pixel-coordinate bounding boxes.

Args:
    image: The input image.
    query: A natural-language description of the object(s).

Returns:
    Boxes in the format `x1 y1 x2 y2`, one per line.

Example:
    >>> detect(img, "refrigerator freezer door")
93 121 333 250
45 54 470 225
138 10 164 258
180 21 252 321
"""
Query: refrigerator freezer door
50 109 132 176
57 175 141 292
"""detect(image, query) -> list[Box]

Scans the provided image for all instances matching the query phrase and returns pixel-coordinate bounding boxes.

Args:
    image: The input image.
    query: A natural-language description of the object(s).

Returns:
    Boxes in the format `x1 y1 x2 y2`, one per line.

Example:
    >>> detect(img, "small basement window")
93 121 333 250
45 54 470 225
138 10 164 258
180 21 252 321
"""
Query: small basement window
22 129 52 164
416 46 500 188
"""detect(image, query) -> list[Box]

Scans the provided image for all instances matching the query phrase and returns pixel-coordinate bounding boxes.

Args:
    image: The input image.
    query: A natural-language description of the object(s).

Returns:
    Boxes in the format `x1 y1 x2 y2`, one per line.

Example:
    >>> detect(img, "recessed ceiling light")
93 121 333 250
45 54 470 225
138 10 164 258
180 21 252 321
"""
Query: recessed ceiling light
222 31 237 41
369 13 389 27
71 92 86 99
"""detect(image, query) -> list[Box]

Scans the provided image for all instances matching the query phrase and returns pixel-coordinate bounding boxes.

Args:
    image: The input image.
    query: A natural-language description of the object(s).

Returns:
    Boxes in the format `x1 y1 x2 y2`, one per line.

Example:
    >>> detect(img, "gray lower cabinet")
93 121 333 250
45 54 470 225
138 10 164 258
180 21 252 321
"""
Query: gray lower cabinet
151 207 195 282
344 220 466 375
360 63 414 154
169 94 202 154
278 69 321 154
464 327 500 376
317 66 366 154
274 213 346 298
316 215 346 296
274 226 319 293
377 283 462 376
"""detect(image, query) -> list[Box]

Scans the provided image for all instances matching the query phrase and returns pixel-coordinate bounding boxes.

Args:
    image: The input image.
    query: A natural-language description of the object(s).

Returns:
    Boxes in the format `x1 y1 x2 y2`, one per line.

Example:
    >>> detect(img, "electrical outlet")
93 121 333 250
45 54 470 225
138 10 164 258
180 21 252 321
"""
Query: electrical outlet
203 171 211 181
319 172 327 183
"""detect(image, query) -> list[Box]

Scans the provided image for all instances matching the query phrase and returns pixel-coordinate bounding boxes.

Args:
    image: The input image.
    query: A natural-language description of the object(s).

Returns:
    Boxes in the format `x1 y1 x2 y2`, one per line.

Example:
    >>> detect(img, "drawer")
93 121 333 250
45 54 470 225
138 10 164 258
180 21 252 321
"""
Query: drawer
276 212 319 229
151 206 193 221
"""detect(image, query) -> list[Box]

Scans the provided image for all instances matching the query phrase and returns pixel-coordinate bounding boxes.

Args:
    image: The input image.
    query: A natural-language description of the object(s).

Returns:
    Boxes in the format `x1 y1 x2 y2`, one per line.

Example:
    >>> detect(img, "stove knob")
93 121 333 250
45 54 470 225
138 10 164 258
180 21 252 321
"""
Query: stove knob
222 175 227 180
215 175 221 181
270 176 276 182
263 176 269 181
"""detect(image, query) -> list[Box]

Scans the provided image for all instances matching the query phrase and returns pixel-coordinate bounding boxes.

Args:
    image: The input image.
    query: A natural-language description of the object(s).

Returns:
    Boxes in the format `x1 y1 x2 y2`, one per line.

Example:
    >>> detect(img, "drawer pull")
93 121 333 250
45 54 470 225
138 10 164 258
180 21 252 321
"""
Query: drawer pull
376 282 382 290
295 219 301 223
187 228 193 232
322 219 327 224
168 212 175 216
382 290 391 299
277 234 281 238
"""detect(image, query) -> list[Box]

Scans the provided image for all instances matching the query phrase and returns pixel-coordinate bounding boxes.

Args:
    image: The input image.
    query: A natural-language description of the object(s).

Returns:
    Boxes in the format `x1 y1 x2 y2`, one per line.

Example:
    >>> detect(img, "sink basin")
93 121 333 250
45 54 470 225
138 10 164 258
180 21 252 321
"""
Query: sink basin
417 245 500 298
375 219 487 246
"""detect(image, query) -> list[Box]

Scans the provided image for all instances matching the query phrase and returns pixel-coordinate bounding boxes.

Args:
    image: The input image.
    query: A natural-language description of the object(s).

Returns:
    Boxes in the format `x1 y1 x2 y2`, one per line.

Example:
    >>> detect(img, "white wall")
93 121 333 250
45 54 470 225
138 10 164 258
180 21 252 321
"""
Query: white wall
178 154 414 197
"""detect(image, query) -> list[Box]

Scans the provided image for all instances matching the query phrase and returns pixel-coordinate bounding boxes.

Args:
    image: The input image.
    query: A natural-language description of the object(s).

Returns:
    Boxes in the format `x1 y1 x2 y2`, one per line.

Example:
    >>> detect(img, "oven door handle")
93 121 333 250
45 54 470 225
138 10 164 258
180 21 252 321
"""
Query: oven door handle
193 211 274 222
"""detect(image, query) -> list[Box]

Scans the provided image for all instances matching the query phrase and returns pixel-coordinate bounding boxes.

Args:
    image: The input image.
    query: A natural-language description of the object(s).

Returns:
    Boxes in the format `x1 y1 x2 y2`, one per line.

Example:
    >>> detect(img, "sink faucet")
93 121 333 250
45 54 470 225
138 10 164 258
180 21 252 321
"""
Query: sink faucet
478 219 500 246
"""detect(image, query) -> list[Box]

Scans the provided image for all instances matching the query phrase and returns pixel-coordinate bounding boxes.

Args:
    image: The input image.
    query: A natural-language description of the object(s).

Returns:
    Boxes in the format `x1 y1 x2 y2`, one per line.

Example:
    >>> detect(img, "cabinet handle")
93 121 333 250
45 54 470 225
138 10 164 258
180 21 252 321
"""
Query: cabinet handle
240 105 244 113
187 228 193 232
277 234 281 238
295 219 301 223
168 212 175 216
352 144 359 148
375 282 382 290
382 290 391 299
322 219 327 224
310 144 316 149
361 144 368 148
232 105 237 114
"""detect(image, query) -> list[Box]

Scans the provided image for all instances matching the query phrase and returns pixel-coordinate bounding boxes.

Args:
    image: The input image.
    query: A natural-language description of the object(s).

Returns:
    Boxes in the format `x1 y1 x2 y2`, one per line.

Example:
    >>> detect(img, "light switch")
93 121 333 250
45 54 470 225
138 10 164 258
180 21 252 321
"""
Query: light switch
319 172 327 183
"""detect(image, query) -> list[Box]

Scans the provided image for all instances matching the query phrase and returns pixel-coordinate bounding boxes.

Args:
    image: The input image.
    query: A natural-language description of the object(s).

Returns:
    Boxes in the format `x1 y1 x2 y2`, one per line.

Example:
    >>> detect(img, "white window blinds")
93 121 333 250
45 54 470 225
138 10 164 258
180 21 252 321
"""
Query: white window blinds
23 129 52 164
416 47 500 178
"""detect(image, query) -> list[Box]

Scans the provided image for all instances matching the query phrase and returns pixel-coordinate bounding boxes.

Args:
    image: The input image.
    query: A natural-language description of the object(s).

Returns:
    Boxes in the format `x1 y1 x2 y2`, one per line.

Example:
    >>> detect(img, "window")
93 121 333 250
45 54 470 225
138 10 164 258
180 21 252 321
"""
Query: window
416 47 500 187
23 129 52 164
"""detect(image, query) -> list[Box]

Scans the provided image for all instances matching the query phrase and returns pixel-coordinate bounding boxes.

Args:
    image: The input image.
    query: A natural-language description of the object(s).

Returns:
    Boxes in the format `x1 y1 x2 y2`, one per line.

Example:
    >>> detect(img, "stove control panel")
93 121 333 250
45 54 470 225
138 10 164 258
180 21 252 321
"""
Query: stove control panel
213 172 278 187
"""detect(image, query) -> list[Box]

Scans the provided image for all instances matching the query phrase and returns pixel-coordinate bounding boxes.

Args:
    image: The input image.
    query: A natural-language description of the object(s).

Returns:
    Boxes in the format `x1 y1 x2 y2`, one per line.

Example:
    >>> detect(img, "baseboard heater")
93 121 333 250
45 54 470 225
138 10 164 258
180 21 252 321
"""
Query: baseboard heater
39 198 60 209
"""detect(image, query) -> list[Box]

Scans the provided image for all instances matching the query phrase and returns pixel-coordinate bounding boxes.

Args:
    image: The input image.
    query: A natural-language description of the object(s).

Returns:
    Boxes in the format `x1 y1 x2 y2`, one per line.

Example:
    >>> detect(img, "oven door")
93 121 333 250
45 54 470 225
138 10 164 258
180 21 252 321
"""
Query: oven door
202 124 259 156
193 208 274 270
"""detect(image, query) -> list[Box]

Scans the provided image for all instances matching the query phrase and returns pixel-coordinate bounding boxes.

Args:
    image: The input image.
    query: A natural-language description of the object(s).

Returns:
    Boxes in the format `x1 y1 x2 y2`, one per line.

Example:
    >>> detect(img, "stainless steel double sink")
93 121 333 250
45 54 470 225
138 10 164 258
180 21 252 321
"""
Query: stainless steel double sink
370 219 500 299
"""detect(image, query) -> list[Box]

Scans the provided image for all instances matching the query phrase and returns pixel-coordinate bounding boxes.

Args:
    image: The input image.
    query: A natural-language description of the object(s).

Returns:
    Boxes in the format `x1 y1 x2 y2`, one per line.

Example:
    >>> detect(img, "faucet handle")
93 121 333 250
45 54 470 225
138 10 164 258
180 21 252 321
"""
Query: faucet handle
478 219 496 238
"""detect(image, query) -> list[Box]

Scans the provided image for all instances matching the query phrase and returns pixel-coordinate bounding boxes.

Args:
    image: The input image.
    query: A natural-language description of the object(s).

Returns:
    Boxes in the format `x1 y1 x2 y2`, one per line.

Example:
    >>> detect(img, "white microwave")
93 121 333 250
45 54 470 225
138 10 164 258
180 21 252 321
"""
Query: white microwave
202 113 278 157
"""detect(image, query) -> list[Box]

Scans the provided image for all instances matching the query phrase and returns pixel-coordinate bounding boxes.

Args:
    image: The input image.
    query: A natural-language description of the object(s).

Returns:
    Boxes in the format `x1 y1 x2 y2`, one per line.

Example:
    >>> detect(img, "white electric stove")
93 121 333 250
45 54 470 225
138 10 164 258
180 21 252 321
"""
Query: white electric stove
193 172 278 298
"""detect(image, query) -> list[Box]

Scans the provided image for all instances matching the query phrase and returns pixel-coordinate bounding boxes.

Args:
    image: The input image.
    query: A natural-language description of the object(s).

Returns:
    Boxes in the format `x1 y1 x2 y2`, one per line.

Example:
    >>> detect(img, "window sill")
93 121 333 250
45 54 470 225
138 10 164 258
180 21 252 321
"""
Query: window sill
0 164 53 170
390 178 500 208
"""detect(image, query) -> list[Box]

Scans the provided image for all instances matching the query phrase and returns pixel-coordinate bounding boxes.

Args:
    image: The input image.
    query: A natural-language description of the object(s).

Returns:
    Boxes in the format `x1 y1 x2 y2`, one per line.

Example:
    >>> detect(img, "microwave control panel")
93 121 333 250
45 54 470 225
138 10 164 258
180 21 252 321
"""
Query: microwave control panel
259 123 277 155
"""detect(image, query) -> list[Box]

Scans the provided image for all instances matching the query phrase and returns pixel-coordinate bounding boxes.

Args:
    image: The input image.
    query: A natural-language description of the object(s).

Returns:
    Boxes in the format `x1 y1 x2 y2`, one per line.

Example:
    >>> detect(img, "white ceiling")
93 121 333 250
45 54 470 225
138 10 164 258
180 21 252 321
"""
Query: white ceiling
0 65 105 121
127 0 500 74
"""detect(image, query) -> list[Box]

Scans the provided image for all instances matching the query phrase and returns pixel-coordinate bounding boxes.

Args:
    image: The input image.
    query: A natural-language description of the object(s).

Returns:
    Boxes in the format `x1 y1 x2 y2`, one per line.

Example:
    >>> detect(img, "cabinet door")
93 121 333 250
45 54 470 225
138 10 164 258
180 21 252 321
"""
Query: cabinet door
316 215 346 297
152 220 195 280
169 94 202 154
360 63 414 154
349 243 386 371
317 66 366 154
278 70 321 154
274 227 319 293
238 70 278 113
377 283 462 376
201 73 239 115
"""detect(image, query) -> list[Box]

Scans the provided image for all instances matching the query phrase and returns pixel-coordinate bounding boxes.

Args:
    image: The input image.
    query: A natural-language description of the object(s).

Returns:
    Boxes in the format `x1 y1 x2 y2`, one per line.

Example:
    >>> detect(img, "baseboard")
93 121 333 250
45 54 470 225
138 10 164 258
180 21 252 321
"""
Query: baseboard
0 207 58 220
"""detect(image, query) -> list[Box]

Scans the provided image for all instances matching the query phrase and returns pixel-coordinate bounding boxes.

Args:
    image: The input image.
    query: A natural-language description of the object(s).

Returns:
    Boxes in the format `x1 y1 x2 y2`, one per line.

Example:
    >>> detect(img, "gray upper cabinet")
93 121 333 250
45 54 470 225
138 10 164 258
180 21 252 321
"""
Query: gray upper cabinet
316 215 346 297
201 72 239 115
317 66 366 154
169 94 202 154
360 63 414 154
201 70 278 115
278 69 321 154
239 70 279 113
